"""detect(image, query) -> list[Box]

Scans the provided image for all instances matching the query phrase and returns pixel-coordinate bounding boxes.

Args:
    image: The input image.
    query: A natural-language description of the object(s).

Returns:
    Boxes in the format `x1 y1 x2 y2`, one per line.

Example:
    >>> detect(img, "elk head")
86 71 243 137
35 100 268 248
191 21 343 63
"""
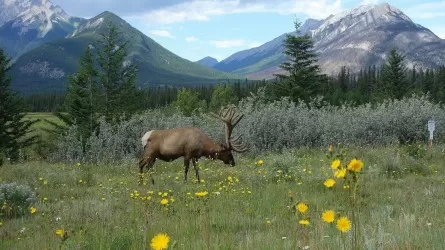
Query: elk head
211 105 248 166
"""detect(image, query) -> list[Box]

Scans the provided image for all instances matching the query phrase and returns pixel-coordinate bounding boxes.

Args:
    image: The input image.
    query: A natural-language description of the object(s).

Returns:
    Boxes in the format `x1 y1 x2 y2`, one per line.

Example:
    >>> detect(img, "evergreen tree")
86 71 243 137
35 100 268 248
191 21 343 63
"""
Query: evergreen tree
272 19 327 104
0 48 36 164
97 23 138 123
64 46 99 142
382 49 409 99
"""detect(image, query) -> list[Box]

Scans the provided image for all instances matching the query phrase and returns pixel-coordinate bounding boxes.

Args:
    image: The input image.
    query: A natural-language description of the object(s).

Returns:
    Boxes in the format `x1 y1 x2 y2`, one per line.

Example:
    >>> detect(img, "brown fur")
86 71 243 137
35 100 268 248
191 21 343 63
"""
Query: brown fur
139 127 235 183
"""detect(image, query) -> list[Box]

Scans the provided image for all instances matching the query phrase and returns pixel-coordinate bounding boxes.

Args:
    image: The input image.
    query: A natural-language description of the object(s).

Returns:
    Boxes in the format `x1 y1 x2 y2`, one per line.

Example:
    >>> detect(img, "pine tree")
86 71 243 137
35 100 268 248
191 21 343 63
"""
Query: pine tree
97 23 138 123
65 46 99 142
382 49 409 99
0 48 36 164
272 19 327 104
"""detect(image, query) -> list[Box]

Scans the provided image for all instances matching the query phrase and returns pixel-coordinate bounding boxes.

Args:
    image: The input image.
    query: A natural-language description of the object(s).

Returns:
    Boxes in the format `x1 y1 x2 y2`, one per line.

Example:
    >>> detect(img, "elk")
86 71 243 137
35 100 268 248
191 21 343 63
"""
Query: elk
138 105 248 183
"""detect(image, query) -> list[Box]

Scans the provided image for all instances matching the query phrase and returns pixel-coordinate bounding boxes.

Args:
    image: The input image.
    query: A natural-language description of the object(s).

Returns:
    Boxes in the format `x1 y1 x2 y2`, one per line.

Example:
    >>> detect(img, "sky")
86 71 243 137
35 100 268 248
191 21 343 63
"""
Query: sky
52 0 445 62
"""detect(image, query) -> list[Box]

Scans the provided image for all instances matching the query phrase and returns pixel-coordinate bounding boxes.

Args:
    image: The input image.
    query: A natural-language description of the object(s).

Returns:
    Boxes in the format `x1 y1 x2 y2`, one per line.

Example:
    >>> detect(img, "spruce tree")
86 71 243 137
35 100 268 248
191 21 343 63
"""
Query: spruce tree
97 23 138 123
382 49 409 99
273 19 326 104
65 46 99 142
0 48 36 164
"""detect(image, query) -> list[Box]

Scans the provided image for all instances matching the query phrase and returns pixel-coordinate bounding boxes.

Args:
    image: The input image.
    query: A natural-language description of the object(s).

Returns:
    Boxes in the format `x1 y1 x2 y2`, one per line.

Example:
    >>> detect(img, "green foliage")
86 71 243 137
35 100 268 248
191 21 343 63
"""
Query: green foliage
0 182 36 218
209 84 238 111
171 88 207 116
382 48 409 99
65 46 99 143
0 48 37 163
272 19 327 104
97 23 139 123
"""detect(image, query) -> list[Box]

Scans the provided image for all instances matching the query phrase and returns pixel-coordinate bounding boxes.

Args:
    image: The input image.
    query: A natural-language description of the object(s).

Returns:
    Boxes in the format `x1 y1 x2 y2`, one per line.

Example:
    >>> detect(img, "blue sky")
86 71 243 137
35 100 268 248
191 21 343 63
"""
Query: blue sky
53 0 445 62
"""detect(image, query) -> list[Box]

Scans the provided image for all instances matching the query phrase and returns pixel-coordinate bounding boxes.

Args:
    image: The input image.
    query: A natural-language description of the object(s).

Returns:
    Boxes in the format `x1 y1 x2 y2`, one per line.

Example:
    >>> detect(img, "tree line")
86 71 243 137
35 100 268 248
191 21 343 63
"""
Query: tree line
1 19 445 164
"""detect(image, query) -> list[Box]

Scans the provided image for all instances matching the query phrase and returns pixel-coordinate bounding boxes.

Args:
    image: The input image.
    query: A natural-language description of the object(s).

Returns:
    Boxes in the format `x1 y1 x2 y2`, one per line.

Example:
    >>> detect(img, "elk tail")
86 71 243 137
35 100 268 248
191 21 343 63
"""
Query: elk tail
141 131 153 149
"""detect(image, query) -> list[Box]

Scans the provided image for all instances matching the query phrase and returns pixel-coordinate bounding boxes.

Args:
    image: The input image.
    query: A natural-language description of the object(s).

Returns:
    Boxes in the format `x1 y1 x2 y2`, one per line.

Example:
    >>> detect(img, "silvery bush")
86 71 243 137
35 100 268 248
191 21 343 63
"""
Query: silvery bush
50 91 445 163
0 182 36 217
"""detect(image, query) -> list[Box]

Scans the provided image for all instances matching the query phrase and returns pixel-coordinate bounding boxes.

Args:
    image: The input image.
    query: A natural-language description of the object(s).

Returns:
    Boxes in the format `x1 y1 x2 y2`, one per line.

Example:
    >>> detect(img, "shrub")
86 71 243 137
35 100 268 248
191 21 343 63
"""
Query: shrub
0 182 36 218
50 93 445 163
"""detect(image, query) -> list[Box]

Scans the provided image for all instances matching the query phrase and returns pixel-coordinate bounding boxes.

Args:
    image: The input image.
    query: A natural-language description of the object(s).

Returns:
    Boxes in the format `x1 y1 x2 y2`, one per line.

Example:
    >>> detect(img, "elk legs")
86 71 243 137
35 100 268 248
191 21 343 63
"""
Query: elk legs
192 158 200 182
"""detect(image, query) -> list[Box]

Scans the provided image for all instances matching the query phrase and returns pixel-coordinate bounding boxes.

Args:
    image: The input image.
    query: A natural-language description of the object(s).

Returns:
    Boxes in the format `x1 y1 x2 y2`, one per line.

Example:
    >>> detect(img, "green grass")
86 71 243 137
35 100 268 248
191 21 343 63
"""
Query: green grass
1 145 445 249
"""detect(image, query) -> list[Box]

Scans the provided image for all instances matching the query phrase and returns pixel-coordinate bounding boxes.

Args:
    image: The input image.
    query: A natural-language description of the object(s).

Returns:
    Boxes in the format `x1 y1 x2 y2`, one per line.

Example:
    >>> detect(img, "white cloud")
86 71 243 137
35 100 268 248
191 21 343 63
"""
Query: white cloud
185 36 198 42
138 0 343 25
150 30 175 39
210 39 246 48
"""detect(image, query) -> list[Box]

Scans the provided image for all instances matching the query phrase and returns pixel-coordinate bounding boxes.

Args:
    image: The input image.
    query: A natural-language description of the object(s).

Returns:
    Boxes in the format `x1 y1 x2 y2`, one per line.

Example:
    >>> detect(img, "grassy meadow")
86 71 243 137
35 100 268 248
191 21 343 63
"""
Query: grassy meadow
1 144 445 249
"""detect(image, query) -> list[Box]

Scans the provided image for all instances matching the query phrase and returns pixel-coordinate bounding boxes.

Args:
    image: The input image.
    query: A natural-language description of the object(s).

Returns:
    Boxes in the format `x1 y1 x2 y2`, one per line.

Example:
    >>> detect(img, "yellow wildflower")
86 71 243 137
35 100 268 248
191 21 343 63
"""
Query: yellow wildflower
336 216 351 233
43 180 48 185
324 178 336 188
150 233 169 250
55 229 64 238
347 159 364 172
296 202 308 213
30 207 36 214
160 199 168 205
322 210 335 223
331 159 341 169
334 168 347 178
299 219 310 226
195 191 209 198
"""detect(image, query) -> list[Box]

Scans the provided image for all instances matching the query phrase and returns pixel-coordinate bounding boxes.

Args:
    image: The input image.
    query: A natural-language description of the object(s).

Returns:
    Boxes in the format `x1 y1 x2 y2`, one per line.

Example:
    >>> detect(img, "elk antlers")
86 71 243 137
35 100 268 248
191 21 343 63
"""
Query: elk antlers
211 105 248 152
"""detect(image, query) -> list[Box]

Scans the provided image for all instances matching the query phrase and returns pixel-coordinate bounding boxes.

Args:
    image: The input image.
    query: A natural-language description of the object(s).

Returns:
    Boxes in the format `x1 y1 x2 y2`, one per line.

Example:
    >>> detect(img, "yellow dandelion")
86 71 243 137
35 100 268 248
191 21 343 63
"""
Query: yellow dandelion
150 233 169 250
160 199 169 205
336 216 351 233
195 191 209 198
30 207 36 214
55 229 64 238
334 168 347 178
43 197 48 202
324 178 336 188
331 159 341 169
347 159 364 172
299 219 310 226
322 210 335 223
43 180 48 185
296 202 308 214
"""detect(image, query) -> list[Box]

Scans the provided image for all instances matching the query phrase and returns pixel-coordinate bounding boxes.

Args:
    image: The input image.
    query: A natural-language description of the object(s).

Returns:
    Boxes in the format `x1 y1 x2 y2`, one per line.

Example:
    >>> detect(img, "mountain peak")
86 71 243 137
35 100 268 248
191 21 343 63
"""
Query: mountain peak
70 11 130 37
311 2 413 39
196 56 219 68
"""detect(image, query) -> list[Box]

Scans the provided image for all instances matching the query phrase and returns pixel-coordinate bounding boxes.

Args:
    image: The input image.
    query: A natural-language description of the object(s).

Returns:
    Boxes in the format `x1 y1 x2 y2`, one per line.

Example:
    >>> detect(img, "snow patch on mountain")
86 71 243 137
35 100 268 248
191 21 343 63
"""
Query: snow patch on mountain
71 17 104 36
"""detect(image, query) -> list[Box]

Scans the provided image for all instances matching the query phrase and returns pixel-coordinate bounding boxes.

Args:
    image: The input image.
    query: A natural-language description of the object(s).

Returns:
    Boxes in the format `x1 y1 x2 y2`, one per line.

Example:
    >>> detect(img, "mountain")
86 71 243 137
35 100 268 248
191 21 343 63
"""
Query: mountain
214 3 445 79
10 11 240 94
0 0 36 26
196 56 219 67
0 0 83 58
